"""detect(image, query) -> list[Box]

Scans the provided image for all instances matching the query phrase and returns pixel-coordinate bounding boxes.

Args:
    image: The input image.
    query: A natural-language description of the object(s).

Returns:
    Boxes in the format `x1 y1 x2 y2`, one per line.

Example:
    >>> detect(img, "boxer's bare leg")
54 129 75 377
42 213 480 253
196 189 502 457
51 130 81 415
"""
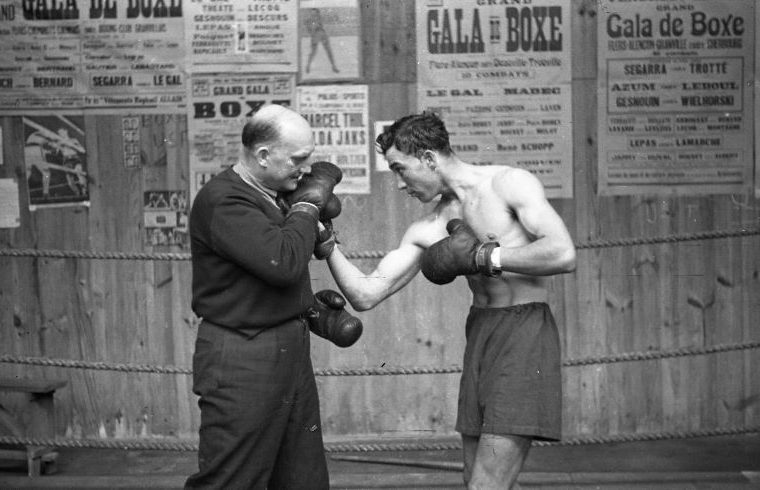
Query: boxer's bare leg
462 433 531 489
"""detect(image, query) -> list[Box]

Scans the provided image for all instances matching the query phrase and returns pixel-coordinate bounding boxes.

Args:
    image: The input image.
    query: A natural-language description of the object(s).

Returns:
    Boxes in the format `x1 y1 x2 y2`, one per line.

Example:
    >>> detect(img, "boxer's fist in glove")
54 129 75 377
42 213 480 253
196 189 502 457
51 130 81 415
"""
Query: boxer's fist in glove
314 220 338 260
307 289 363 347
286 161 342 212
420 219 501 285
321 193 342 221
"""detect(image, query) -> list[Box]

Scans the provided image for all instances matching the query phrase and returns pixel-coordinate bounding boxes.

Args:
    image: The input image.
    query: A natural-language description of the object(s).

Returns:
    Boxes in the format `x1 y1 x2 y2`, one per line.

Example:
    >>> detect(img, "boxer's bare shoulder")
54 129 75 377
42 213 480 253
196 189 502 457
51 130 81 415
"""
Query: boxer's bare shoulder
464 166 547 247
490 166 545 202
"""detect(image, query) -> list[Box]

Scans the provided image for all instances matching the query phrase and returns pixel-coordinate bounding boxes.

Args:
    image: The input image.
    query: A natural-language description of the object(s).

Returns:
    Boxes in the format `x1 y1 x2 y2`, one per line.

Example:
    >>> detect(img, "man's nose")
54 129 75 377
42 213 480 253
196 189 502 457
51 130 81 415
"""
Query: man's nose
300 162 313 175
395 176 406 190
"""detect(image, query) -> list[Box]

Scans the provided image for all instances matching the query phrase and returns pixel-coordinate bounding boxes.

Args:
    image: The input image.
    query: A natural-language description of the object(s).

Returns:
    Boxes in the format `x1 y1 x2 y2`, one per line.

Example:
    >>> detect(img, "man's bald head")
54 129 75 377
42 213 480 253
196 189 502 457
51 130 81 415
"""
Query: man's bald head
242 104 310 150
239 104 316 192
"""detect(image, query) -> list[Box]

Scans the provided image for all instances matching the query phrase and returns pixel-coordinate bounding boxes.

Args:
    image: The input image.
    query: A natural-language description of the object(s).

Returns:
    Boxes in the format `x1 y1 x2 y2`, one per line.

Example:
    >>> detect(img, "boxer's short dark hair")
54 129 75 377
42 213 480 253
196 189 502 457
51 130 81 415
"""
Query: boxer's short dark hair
376 111 452 158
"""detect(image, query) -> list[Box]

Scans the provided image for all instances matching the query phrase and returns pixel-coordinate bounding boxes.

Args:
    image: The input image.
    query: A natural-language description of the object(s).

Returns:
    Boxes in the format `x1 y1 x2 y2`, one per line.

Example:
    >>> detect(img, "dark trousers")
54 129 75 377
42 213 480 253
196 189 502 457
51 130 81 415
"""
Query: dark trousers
185 319 329 490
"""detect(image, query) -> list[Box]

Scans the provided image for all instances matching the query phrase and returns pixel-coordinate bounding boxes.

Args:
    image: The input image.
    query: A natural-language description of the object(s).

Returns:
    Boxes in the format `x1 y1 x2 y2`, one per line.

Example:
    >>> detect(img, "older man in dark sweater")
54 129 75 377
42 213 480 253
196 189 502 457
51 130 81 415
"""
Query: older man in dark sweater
186 104 357 489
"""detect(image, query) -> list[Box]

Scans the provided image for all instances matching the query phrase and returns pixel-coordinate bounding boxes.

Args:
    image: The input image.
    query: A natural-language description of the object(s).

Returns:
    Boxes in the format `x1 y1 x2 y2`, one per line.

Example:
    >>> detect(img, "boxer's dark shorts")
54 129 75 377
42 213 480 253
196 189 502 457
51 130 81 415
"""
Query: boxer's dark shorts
455 302 562 441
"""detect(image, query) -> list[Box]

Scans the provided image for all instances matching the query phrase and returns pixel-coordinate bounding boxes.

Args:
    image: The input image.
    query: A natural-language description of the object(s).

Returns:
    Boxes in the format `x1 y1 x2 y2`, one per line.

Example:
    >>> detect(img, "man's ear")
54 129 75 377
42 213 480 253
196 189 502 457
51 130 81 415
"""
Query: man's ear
421 150 438 170
255 147 270 167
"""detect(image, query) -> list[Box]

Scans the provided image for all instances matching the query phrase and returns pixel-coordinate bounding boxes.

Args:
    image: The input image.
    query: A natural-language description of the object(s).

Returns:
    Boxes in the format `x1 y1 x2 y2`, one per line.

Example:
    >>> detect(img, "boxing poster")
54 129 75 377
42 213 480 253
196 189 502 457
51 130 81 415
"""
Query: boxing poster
0 0 186 114
296 84 370 194
143 190 188 247
184 0 298 73
187 73 296 203
415 0 574 199
299 0 361 81
597 0 755 196
23 115 89 209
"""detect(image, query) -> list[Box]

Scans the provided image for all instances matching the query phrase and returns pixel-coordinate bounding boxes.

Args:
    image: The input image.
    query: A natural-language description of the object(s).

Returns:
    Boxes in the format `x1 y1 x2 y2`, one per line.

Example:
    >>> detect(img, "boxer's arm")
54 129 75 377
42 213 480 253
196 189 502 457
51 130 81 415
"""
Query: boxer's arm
494 169 576 275
326 227 424 311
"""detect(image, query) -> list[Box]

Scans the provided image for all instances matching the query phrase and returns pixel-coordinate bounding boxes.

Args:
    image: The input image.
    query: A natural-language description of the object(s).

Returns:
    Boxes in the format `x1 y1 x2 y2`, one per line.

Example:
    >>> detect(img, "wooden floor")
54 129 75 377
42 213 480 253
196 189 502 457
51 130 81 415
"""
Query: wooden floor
0 434 758 489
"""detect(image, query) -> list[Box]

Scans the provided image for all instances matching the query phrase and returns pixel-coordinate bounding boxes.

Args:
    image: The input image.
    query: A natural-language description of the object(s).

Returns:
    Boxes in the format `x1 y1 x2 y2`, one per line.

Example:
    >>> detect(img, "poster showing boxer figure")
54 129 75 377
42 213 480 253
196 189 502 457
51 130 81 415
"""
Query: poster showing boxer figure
299 0 361 81
23 115 89 209
597 0 754 196
416 0 574 199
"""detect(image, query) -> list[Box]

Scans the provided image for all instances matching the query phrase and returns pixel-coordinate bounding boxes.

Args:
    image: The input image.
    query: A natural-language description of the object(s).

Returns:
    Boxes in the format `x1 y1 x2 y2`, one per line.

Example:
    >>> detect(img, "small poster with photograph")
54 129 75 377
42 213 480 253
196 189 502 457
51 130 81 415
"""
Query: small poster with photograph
143 190 189 247
23 115 89 209
299 0 361 81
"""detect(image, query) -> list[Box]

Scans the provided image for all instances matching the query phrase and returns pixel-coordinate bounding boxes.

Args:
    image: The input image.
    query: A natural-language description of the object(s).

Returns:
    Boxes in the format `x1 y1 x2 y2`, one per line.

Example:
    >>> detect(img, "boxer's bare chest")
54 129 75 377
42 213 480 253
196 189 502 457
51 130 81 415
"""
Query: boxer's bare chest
460 179 530 248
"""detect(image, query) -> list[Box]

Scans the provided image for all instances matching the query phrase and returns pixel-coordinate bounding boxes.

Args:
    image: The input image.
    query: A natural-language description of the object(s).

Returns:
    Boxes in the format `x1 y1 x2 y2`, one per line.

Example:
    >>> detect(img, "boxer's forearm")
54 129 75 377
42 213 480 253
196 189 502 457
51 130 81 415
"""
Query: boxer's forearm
325 247 379 310
326 244 420 311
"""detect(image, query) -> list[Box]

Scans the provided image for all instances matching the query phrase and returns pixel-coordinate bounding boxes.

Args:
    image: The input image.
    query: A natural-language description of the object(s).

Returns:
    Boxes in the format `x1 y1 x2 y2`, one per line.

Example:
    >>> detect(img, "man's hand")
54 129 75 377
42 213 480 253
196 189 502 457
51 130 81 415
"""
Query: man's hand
420 219 501 285
286 161 342 213
307 289 363 347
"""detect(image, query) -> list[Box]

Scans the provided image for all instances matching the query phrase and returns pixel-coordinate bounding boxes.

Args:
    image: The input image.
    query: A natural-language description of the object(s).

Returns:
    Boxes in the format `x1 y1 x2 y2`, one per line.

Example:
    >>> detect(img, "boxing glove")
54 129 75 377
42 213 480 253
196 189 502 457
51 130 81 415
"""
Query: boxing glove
314 220 338 260
420 219 501 285
286 161 342 214
321 193 342 221
307 289 363 348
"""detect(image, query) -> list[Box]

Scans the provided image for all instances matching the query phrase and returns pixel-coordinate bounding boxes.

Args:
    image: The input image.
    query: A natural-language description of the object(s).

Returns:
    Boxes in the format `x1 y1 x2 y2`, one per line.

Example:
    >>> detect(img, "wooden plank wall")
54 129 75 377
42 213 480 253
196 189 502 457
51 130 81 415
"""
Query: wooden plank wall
0 0 758 442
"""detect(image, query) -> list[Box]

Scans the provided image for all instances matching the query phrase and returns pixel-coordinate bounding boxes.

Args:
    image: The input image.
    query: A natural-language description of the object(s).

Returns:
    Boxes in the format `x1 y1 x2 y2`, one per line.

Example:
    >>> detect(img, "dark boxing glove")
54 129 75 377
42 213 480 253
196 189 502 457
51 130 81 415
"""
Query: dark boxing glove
420 219 501 285
307 289 363 348
314 220 338 260
321 193 342 221
286 161 342 214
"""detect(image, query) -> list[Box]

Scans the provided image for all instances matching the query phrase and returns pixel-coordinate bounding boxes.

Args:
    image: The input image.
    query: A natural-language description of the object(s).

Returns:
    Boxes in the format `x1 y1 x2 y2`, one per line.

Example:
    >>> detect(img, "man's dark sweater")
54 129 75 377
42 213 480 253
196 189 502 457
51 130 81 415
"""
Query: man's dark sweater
190 168 317 329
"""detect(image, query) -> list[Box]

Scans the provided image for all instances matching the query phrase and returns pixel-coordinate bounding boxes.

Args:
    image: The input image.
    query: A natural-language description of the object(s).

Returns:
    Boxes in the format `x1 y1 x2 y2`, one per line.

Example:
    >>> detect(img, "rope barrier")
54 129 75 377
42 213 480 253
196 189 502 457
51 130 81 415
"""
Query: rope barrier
0 248 190 261
561 340 760 367
0 354 192 375
315 365 463 376
573 227 760 250
0 228 757 261
2 340 758 376
0 425 757 453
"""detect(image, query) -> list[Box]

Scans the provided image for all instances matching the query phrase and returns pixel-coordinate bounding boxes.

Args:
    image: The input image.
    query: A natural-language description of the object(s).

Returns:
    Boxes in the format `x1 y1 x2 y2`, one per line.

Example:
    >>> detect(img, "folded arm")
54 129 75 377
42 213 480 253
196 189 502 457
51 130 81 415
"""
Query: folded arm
495 169 576 275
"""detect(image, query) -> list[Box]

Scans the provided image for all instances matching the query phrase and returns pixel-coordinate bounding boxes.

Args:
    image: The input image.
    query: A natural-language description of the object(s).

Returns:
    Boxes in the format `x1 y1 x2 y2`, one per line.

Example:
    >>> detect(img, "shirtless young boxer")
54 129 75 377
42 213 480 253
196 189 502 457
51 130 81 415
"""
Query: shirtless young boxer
316 112 576 489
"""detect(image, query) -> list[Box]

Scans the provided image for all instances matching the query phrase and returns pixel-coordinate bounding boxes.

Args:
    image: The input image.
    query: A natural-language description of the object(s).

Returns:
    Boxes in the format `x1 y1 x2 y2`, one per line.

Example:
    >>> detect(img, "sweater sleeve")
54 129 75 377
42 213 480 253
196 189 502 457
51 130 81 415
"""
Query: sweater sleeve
208 194 318 287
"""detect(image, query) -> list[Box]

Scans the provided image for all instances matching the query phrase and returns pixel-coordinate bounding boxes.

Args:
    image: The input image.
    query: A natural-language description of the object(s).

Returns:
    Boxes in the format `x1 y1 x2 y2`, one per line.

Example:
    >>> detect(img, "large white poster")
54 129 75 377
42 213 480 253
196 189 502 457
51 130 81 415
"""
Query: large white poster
297 84 370 194
416 0 574 199
597 0 755 196
185 0 299 73
0 0 186 114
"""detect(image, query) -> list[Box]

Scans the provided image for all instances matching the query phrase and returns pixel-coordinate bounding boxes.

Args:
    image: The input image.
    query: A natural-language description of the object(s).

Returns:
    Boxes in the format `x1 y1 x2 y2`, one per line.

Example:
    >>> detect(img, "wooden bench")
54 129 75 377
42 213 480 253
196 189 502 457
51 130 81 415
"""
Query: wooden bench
0 377 67 476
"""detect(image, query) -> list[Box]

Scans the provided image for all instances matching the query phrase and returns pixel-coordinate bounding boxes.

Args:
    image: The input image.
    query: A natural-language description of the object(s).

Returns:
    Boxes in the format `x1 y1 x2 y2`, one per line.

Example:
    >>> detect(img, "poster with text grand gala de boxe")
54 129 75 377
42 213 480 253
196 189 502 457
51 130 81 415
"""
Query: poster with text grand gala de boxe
416 0 574 199
597 0 754 196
